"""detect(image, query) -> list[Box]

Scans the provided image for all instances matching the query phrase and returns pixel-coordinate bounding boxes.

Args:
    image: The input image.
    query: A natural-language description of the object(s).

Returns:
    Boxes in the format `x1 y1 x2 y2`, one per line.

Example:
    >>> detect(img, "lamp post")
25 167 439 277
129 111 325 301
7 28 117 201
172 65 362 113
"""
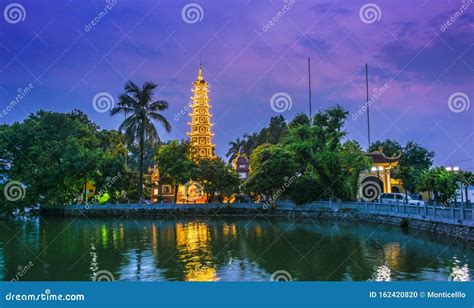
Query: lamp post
371 166 385 195
371 166 384 181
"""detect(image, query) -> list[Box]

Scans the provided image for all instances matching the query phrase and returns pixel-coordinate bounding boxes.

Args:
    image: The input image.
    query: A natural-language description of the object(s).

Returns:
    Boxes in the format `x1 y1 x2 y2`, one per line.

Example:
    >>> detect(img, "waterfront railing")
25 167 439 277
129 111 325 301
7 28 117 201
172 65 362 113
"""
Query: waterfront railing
58 200 474 227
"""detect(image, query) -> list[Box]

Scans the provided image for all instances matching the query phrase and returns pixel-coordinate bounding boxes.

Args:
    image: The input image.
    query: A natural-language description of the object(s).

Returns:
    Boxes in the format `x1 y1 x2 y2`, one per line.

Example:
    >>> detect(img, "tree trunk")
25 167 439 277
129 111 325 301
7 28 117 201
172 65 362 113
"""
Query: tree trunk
83 178 87 205
173 182 179 204
352 173 360 201
465 186 469 206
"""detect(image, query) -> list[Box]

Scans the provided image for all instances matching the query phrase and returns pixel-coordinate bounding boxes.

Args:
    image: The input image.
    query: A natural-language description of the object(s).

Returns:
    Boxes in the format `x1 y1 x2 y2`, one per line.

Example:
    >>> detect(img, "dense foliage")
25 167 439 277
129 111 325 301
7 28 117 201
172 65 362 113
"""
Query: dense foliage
239 106 371 205
370 139 435 199
0 110 131 209
0 99 459 211
156 140 240 203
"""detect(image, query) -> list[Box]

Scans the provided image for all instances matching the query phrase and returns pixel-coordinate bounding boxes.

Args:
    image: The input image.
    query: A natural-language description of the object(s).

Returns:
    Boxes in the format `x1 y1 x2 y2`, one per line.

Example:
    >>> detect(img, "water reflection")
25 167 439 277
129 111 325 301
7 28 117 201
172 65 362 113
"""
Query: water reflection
370 264 392 281
175 222 217 281
0 218 472 281
449 257 470 282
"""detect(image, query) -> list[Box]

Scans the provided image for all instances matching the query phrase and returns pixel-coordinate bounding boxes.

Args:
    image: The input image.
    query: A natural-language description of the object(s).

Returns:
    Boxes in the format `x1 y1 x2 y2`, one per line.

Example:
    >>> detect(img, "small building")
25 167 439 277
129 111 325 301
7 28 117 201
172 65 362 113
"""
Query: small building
233 155 250 180
359 150 403 201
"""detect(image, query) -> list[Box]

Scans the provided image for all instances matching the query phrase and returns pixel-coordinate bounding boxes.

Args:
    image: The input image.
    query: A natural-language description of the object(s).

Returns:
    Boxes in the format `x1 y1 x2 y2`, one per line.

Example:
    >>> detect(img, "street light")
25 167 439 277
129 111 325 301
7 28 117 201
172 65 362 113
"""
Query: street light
371 165 385 182
445 166 460 172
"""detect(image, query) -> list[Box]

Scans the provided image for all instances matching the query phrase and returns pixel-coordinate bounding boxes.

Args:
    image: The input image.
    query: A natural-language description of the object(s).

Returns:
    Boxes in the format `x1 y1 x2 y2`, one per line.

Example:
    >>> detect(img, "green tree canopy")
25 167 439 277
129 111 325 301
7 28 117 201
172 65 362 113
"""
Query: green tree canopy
417 167 457 205
244 144 299 204
193 158 240 203
156 140 196 203
396 141 434 197
111 81 171 202
0 110 129 209
368 139 402 157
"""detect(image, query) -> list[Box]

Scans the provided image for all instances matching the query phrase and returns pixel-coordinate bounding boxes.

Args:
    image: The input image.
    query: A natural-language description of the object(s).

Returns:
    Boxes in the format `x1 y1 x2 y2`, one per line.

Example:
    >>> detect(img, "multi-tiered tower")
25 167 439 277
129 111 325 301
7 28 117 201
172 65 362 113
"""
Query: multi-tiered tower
188 64 215 160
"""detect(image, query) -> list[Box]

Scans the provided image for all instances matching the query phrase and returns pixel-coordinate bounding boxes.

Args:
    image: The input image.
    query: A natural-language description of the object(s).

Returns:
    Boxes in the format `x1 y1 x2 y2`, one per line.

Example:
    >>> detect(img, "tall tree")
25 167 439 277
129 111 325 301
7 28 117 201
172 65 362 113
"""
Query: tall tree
368 139 402 156
458 171 474 205
244 144 299 206
226 137 245 164
111 81 171 202
397 141 434 198
288 113 310 128
194 158 240 202
265 115 287 144
312 105 348 150
0 110 129 209
417 167 457 205
156 141 196 203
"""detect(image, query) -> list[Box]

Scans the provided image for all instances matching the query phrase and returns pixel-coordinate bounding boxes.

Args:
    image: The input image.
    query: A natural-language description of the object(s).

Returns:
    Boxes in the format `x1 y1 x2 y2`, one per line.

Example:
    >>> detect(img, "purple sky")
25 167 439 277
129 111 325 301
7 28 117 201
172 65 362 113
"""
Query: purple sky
0 0 473 169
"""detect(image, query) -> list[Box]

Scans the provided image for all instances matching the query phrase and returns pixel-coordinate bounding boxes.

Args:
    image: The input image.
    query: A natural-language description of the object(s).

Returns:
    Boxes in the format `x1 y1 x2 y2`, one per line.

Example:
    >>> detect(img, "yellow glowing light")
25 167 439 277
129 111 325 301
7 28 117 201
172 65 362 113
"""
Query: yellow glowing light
187 64 215 160
175 222 217 281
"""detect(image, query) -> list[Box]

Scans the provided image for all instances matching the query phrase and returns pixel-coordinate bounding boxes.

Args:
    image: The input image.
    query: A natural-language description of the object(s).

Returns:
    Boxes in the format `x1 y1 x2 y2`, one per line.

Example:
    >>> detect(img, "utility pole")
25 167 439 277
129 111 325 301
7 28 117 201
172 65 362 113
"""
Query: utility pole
365 63 371 148
308 57 312 119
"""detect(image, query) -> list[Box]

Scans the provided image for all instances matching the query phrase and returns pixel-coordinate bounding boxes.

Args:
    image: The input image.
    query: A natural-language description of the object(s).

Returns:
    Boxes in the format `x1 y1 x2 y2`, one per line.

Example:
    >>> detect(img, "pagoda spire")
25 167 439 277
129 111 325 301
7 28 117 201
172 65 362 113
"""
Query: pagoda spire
197 63 203 81
188 64 215 160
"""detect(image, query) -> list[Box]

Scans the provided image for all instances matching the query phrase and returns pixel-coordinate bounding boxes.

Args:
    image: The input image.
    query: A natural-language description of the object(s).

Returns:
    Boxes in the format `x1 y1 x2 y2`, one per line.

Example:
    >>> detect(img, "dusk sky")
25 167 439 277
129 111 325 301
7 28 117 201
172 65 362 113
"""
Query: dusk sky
0 0 472 169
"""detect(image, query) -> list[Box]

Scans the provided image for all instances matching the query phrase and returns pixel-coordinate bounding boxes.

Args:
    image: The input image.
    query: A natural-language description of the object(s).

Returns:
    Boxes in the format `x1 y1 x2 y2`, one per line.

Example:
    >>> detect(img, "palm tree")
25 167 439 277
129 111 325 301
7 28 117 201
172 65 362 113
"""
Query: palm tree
226 137 244 164
242 132 259 156
111 81 171 202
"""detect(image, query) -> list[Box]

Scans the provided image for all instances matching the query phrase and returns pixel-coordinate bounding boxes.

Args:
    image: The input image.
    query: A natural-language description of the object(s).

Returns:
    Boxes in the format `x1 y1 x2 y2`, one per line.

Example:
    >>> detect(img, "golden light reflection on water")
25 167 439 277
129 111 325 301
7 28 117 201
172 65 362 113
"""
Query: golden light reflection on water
100 225 108 248
384 242 400 268
222 223 237 237
175 222 217 281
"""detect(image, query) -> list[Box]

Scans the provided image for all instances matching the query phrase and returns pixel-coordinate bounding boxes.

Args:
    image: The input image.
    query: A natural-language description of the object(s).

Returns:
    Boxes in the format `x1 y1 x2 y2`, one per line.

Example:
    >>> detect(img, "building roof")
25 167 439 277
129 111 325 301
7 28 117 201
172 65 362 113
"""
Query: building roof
234 155 250 172
365 150 401 164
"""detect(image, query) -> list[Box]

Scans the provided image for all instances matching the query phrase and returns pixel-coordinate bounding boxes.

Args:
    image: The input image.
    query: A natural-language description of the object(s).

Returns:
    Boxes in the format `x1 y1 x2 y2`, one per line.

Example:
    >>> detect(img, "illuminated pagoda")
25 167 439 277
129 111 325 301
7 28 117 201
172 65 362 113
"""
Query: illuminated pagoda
188 64 215 160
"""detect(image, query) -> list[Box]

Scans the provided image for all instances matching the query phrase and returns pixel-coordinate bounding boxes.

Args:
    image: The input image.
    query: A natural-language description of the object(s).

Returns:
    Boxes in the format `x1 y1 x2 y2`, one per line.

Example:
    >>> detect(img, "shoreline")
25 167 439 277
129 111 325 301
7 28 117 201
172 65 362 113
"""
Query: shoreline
37 202 474 241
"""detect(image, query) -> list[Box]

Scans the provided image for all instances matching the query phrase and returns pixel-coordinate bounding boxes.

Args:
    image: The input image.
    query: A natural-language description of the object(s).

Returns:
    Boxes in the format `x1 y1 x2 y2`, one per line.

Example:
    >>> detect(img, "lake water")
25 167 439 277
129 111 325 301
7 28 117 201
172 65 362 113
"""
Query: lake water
0 217 472 281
